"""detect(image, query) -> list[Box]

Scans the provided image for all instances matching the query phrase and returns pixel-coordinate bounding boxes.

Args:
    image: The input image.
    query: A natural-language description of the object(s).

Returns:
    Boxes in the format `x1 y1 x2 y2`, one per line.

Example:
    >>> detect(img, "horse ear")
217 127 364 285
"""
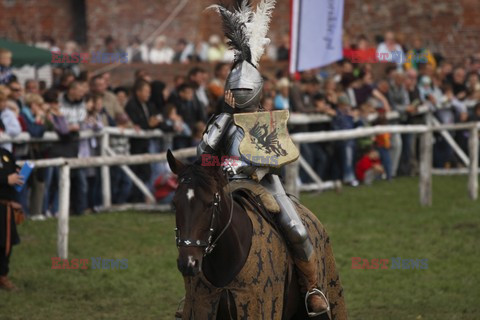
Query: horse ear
167 149 185 174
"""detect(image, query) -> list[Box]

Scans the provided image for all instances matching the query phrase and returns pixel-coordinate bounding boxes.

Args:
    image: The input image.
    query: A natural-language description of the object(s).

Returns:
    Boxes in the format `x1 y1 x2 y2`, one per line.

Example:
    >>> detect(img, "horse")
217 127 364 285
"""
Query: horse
167 150 347 320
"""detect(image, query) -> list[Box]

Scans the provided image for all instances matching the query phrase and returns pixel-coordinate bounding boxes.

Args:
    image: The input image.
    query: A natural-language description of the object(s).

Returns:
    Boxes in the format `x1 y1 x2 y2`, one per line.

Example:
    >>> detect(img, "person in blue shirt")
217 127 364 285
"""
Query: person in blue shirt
274 78 291 110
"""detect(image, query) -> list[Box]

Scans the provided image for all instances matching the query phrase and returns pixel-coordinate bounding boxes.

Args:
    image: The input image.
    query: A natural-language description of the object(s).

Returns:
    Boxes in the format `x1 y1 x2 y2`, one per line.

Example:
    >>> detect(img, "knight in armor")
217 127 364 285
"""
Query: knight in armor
197 0 329 316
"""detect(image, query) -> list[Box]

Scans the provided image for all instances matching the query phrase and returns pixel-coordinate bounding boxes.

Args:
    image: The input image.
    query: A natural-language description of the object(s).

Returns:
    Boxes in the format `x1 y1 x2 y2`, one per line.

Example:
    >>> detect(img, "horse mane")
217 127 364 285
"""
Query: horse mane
178 160 228 191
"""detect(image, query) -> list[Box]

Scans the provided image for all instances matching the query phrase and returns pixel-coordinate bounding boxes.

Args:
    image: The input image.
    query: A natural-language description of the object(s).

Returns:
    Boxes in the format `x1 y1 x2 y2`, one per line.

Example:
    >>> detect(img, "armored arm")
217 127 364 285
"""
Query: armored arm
197 113 233 156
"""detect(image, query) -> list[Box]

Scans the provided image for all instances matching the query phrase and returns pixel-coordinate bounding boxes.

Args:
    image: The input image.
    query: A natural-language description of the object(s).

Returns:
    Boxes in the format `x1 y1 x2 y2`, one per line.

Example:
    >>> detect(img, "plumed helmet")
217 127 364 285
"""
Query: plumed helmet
207 0 276 110
225 61 263 110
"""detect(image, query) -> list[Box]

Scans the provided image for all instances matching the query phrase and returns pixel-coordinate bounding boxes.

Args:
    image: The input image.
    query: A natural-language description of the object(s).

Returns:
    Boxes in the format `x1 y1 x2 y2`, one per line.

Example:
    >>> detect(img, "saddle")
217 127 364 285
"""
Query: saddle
224 180 280 213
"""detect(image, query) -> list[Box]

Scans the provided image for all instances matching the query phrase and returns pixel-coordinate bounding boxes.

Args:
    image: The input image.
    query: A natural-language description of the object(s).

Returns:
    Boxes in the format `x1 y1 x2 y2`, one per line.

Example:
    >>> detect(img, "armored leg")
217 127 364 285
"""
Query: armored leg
260 174 313 261
260 174 329 317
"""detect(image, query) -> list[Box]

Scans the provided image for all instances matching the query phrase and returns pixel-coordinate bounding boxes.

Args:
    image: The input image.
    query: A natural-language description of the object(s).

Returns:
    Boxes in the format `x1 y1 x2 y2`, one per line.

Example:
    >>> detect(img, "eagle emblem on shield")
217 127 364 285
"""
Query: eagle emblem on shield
234 110 299 168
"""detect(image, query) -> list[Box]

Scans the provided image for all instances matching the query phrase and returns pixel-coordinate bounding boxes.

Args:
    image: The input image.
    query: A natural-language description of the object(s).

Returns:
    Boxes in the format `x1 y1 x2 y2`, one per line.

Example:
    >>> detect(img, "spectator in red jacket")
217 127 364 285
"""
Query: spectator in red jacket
355 148 384 185
154 173 178 204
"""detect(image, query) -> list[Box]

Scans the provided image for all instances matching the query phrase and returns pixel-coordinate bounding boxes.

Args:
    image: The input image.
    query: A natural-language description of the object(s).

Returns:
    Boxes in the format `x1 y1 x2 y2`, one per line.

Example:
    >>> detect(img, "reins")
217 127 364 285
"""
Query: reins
175 178 234 256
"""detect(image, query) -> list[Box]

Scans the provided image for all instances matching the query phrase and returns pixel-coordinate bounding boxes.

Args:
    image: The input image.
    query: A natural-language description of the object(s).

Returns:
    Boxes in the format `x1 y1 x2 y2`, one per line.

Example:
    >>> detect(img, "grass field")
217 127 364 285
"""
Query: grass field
0 176 479 320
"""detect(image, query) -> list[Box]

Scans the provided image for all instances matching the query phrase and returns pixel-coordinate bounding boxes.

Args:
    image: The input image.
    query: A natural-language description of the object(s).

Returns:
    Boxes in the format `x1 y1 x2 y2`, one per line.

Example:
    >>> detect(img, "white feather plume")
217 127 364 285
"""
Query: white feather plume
248 0 277 66
205 3 252 62
206 0 276 66
236 0 253 25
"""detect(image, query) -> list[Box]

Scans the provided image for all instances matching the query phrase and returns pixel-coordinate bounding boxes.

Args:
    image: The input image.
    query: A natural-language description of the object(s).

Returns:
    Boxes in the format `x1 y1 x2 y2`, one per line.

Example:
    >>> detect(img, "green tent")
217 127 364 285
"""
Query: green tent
0 38 55 67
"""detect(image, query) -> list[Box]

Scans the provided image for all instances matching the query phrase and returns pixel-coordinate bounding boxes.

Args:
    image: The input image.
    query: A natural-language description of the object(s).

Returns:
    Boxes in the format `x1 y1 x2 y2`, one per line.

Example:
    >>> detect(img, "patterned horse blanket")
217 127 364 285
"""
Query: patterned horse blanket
181 194 347 319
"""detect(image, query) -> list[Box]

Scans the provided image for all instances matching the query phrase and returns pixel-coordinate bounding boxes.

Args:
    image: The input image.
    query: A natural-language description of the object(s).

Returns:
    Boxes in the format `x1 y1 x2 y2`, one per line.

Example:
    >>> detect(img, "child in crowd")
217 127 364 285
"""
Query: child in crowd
82 94 105 157
0 49 14 85
355 148 385 185
355 102 376 154
93 93 116 127
153 172 178 205
83 94 106 212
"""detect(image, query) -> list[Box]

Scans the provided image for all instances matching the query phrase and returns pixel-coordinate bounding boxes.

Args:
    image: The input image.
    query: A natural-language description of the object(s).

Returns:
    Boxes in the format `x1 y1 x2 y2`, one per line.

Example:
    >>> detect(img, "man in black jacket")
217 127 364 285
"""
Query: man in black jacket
125 80 163 202
174 83 207 130
0 147 23 290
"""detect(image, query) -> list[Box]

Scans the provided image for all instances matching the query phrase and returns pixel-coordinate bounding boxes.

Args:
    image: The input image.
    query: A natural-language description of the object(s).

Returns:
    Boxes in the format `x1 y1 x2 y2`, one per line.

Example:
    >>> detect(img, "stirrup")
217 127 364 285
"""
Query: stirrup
305 288 330 317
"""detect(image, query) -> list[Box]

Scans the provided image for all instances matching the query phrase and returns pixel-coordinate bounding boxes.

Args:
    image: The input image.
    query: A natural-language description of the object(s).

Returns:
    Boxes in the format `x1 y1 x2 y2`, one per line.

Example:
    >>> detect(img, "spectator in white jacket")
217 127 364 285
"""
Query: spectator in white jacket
149 36 175 64
376 31 405 68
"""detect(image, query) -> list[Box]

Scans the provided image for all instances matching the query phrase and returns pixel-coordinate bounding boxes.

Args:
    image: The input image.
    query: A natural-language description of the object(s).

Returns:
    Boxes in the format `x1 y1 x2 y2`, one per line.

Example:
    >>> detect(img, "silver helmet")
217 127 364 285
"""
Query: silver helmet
225 61 263 110
208 0 276 110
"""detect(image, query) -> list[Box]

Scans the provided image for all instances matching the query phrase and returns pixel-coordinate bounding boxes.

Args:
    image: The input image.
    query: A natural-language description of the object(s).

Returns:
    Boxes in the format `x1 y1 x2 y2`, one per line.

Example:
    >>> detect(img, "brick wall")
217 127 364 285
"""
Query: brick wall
82 0 291 50
342 0 480 62
1 0 479 62
0 0 74 44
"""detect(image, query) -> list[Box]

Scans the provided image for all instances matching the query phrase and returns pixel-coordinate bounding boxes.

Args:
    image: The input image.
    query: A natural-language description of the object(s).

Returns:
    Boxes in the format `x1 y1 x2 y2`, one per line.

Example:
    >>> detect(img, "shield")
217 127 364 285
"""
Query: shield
234 110 299 168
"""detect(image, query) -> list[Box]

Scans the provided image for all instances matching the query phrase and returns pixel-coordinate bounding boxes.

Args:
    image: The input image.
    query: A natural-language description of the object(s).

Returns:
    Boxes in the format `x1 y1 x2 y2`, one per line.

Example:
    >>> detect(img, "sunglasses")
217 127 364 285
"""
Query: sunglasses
11 88 21 92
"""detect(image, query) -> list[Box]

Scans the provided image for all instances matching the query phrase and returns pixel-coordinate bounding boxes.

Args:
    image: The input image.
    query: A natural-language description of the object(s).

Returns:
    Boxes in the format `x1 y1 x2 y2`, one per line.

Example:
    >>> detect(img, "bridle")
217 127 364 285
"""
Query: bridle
175 187 234 256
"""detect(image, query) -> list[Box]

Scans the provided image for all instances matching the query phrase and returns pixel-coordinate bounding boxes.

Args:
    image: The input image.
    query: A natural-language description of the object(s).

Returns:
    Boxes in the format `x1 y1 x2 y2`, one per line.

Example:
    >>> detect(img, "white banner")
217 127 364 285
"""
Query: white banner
290 0 344 73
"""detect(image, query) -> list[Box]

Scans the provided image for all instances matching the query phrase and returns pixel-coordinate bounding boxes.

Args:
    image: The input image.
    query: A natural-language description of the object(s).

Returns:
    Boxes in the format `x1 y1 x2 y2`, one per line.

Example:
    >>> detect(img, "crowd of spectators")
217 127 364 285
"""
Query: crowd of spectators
34 34 291 65
0 30 480 220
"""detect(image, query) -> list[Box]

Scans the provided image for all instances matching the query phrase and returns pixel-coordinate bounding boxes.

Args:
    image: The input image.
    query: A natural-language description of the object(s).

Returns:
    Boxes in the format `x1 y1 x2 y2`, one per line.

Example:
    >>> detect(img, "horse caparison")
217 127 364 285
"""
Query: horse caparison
167 150 347 320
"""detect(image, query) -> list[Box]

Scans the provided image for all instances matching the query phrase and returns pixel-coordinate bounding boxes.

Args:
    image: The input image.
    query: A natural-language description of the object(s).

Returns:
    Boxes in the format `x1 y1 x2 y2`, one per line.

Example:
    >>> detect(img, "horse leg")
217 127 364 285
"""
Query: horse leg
217 290 237 319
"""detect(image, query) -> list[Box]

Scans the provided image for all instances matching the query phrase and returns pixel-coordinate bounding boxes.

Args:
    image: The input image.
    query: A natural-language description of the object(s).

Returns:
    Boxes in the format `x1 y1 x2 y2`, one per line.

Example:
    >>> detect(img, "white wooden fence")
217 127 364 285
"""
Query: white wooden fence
285 119 480 207
1 111 479 258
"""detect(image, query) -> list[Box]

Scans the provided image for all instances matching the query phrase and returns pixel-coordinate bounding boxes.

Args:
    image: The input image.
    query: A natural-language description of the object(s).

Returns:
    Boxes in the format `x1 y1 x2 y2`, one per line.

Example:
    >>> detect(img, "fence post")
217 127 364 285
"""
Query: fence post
419 114 433 206
468 125 479 200
285 143 300 198
58 164 71 259
101 132 112 207
104 146 156 203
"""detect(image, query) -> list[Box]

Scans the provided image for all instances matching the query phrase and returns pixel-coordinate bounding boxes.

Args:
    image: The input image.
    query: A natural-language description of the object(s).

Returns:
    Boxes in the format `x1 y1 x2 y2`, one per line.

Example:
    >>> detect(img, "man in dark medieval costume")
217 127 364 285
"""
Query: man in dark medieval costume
0 147 23 291
195 0 329 316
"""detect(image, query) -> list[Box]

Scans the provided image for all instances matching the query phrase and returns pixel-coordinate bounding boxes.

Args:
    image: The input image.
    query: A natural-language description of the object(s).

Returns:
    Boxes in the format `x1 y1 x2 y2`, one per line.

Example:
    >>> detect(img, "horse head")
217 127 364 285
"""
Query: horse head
167 150 229 277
